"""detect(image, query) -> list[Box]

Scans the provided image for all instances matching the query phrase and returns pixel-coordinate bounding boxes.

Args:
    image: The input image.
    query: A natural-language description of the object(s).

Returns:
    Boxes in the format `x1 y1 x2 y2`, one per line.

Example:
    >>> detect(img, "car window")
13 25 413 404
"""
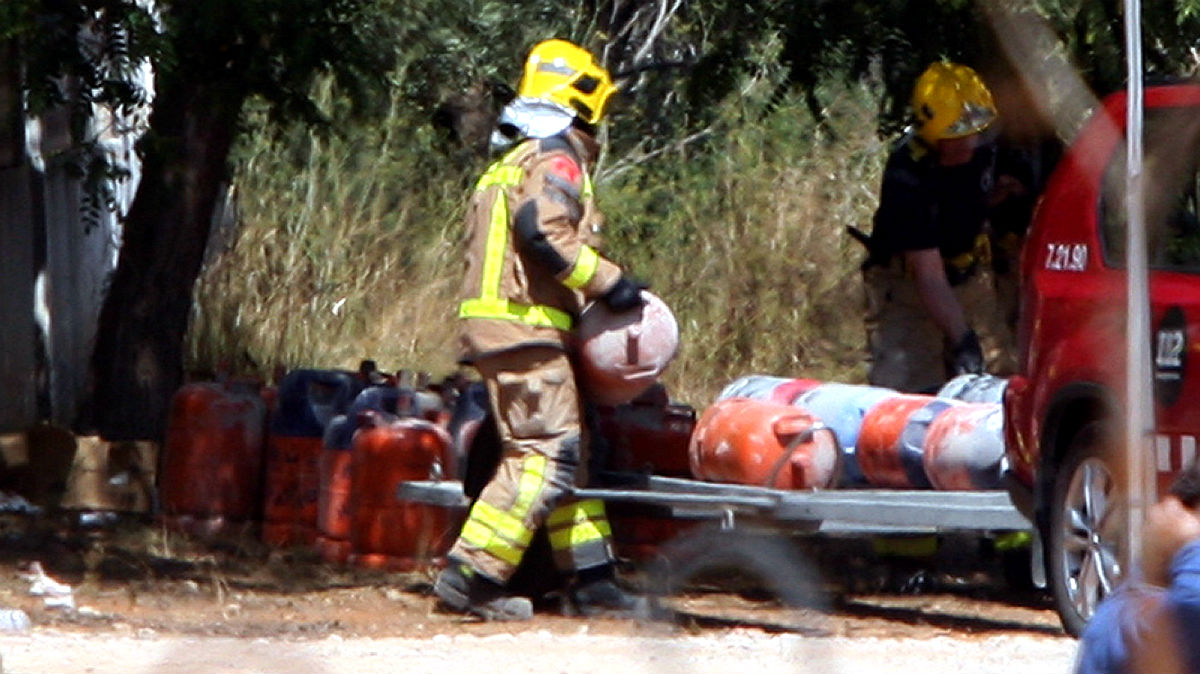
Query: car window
1099 106 1200 271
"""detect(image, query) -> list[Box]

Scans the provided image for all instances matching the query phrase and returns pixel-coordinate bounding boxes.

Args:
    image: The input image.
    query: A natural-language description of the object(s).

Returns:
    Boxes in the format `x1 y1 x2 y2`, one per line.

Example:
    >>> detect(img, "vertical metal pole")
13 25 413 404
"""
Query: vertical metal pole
1124 0 1154 568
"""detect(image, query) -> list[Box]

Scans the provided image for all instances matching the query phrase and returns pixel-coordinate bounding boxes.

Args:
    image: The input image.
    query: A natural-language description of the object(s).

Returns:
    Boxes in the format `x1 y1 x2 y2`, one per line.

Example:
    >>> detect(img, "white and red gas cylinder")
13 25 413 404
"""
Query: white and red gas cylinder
575 290 679 406
921 402 1007 490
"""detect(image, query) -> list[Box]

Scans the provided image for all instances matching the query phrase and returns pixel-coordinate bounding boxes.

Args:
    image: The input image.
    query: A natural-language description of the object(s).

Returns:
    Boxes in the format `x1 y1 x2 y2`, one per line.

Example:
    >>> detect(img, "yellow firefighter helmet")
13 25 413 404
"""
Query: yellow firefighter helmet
518 39 617 126
911 62 997 146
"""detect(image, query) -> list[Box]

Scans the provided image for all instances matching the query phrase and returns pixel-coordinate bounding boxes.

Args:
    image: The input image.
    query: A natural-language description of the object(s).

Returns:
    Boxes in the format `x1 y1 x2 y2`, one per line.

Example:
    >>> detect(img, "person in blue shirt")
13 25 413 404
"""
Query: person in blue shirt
1075 464 1200 673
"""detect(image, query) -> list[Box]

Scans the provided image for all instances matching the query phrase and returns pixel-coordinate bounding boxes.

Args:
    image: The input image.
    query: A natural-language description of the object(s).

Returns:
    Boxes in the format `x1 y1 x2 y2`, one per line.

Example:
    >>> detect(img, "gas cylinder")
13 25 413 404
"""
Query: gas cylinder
795 383 897 487
262 369 361 547
160 381 267 536
856 395 960 489
316 413 357 564
316 387 402 563
689 397 841 490
595 384 699 558
597 384 695 477
575 290 679 406
922 402 1007 490
936 373 1009 404
348 418 459 571
716 375 822 405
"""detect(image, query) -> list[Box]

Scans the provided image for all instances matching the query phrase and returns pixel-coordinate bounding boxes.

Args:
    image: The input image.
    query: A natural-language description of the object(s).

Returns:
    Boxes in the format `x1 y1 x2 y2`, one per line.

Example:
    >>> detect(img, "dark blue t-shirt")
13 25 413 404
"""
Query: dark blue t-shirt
870 135 994 263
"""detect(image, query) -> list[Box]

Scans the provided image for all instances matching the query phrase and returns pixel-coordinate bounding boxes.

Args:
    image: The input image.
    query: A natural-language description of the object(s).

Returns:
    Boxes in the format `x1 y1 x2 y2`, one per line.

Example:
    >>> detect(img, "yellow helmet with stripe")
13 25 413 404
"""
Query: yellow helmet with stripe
518 39 616 126
911 62 996 146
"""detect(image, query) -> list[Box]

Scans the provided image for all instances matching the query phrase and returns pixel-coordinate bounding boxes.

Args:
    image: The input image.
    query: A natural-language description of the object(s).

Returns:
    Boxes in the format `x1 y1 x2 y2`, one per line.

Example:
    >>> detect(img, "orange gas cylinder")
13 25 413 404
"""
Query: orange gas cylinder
348 418 459 571
160 381 267 536
688 398 841 489
856 395 959 489
922 402 1006 490
317 390 403 564
575 291 679 406
315 413 357 564
262 369 361 547
596 385 695 477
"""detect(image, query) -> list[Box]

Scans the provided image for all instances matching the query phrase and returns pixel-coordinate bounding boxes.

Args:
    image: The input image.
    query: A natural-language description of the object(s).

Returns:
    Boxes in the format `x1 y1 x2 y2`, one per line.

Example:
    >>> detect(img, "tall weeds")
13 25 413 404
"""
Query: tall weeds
187 76 887 409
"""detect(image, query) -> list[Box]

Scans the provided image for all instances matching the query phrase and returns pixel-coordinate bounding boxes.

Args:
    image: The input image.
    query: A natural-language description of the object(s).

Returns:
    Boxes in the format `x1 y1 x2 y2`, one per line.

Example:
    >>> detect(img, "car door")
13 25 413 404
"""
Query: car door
1101 97 1200 495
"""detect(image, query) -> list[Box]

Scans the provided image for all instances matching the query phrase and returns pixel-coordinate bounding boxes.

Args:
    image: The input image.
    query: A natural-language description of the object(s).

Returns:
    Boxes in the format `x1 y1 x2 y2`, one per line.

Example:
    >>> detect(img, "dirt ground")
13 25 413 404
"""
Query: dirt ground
0 512 1079 673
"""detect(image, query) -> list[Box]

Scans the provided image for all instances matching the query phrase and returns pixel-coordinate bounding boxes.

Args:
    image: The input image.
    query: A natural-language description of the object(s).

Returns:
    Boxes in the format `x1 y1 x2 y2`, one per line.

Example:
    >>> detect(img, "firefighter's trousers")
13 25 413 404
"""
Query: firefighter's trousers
449 345 616 584
864 262 1017 393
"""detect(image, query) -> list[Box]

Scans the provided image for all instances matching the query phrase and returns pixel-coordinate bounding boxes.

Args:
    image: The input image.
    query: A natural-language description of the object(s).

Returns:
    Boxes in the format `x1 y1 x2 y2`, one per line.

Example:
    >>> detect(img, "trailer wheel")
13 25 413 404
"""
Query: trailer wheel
1047 420 1126 637
644 526 826 611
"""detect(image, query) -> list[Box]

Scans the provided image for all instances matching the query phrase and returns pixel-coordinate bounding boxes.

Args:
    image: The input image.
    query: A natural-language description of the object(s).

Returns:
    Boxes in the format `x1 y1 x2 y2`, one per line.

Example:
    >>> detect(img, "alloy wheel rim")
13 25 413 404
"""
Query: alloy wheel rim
1060 457 1124 622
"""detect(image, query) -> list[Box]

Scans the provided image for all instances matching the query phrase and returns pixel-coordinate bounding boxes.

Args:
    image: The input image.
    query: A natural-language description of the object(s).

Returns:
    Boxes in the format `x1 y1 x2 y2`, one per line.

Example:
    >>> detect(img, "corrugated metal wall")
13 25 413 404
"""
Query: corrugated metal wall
42 161 124 428
0 164 38 432
0 84 139 433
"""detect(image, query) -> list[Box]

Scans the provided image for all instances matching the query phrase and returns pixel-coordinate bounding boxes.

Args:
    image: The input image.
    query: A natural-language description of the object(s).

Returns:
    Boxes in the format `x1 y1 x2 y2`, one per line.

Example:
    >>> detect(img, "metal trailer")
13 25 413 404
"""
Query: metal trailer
398 472 1034 536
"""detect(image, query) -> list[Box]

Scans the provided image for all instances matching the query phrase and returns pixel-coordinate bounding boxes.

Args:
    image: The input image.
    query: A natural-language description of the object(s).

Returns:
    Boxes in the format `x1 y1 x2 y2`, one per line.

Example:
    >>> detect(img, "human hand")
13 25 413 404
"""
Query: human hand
1142 495 1200 586
988 174 1028 206
600 276 648 312
950 329 984 376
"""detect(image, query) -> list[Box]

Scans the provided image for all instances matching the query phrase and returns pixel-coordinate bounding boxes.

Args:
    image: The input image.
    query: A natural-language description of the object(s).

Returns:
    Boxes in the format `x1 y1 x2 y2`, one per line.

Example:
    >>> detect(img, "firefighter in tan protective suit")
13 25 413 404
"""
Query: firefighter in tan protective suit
433 39 649 621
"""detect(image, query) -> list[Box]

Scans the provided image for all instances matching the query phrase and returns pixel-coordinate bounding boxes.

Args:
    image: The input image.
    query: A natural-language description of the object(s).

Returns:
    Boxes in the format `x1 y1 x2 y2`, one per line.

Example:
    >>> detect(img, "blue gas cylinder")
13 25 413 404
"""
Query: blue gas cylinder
795 383 897 486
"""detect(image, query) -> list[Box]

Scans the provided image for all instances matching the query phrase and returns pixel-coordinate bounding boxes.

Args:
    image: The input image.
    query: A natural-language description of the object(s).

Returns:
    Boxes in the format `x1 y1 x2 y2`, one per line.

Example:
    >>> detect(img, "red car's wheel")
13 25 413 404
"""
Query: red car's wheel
1047 421 1126 637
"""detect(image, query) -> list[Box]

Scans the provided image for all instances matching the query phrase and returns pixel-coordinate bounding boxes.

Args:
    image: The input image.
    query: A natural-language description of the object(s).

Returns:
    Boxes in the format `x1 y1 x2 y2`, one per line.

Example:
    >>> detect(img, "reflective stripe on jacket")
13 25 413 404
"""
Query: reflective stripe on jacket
458 133 622 361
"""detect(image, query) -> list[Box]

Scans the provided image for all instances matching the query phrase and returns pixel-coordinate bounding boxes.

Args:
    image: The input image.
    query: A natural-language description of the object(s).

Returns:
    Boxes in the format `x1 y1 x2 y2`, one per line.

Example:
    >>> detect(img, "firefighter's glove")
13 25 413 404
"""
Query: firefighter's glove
950 329 985 376
601 276 647 313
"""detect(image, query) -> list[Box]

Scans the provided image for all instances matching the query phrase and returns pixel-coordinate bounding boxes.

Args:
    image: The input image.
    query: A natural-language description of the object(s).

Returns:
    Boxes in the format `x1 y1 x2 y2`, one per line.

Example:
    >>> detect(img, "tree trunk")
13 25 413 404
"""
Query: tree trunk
84 79 244 441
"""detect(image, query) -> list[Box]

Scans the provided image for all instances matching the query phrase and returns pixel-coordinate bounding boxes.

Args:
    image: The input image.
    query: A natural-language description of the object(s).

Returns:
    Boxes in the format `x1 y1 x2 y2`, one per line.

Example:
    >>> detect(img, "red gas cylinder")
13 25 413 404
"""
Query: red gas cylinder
607 503 699 562
595 384 699 559
771 378 824 405
575 291 679 406
597 384 696 477
716 375 823 406
856 394 959 489
262 369 360 547
922 402 1007 490
348 418 459 571
689 398 841 489
160 381 267 537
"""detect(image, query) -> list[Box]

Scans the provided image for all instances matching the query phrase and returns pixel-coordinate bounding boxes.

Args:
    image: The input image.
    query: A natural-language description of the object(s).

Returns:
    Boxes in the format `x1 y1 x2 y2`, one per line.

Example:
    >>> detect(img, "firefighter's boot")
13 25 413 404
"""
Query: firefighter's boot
564 566 651 619
433 562 533 621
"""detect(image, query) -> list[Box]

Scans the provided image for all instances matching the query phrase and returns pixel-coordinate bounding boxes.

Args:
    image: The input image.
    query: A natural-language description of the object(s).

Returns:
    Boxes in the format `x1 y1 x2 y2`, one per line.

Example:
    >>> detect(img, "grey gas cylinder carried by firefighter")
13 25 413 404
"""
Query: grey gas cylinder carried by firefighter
575 290 680 406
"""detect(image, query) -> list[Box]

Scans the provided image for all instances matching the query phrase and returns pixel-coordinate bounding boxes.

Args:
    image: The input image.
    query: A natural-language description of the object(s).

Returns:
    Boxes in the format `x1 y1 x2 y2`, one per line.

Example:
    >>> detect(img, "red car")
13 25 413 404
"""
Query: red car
1005 82 1200 635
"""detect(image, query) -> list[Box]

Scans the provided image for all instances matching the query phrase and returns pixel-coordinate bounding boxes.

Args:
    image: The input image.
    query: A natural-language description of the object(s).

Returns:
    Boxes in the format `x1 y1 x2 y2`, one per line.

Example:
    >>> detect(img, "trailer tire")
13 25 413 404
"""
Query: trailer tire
1046 420 1126 637
644 526 826 611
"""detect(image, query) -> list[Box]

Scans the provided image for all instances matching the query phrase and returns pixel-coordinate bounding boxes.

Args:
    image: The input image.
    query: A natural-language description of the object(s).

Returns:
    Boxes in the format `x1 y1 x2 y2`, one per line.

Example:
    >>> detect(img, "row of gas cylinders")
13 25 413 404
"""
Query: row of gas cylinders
697 373 1010 491
158 368 460 570
158 366 1009 572
157 369 702 569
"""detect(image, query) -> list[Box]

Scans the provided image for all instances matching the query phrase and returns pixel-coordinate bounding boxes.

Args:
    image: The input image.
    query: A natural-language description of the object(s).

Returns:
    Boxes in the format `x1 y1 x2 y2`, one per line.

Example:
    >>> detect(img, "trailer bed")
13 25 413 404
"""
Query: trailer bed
398 471 1033 535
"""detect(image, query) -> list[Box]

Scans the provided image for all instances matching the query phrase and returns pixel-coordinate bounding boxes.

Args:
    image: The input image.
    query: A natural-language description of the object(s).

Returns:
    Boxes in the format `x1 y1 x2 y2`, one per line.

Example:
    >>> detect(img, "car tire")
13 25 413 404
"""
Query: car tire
1046 420 1126 637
